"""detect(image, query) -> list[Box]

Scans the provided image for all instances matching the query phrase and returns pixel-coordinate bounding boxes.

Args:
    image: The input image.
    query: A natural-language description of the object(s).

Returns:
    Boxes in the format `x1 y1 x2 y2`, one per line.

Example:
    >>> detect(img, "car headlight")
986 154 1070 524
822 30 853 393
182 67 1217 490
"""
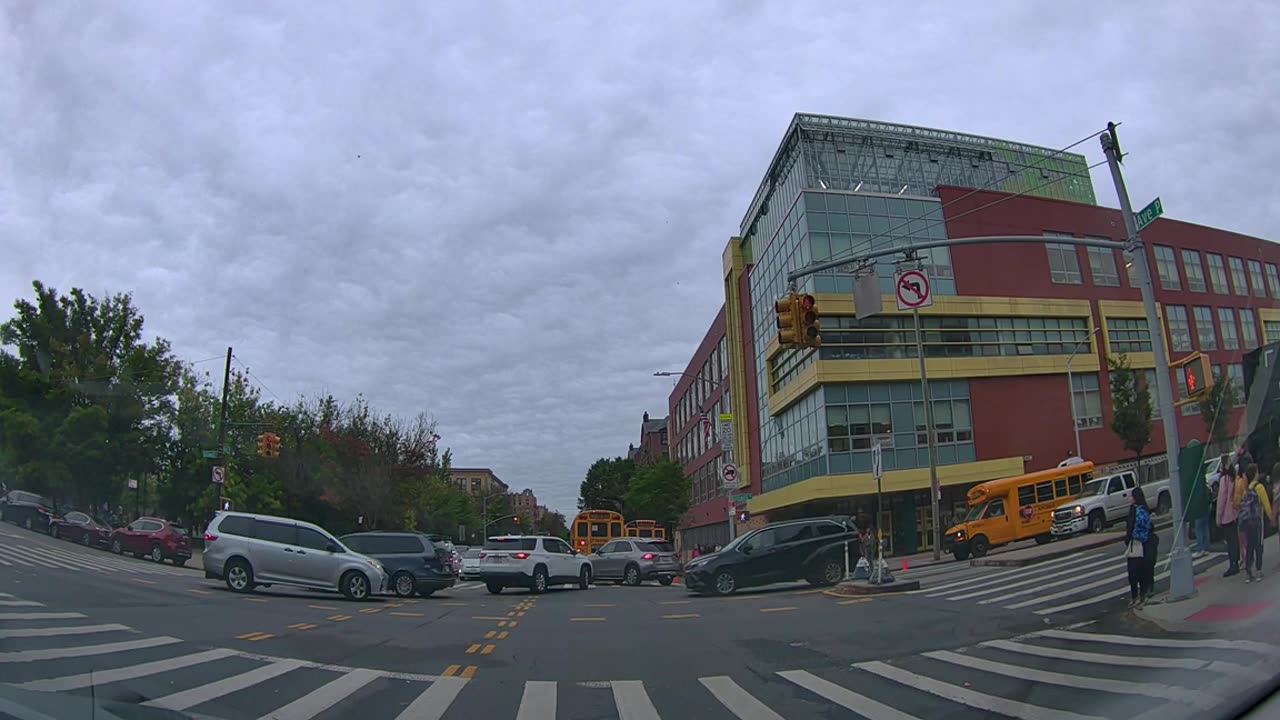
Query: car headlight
1073 505 1085 518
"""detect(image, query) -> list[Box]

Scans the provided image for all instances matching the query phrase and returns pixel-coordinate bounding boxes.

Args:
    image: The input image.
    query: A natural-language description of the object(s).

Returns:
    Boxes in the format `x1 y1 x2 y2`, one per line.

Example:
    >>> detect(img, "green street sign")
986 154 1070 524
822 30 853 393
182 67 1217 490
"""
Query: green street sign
1135 197 1164 232
732 493 753 504
202 450 221 459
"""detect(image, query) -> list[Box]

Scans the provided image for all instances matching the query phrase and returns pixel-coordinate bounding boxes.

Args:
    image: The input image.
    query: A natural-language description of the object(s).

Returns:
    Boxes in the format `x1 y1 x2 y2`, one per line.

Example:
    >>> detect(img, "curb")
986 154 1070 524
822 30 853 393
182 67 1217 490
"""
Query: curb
830 579 922 595
970 517 1175 568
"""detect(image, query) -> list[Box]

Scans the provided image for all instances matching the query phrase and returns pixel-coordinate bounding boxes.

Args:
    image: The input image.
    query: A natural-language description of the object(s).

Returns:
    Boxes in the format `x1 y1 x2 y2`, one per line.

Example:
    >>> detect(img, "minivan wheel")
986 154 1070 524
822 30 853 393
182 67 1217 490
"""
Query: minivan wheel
531 566 548 594
150 545 164 563
713 569 737 596
341 571 370 601
579 565 591 589
392 572 416 598
225 559 254 593
624 564 641 586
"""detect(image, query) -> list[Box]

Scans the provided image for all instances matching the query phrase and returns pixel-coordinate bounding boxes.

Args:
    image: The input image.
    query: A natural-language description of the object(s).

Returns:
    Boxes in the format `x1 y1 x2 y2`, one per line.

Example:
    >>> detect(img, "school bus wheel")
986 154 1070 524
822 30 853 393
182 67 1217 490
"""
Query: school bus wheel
969 535 990 558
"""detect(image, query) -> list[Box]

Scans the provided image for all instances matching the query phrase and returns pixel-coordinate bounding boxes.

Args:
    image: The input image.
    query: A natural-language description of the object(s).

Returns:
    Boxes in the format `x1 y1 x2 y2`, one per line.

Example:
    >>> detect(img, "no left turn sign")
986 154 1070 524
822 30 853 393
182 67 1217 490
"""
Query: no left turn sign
895 269 933 310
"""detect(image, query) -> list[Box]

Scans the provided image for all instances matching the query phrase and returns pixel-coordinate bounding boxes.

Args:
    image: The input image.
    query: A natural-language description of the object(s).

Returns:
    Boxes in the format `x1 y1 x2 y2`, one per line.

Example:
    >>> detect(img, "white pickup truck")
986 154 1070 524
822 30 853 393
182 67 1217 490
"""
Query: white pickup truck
1051 467 1172 537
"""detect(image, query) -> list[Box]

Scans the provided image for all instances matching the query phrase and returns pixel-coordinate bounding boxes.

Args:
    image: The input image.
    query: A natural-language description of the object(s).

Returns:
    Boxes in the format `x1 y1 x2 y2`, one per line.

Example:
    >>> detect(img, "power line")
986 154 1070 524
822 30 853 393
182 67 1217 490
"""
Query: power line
231 355 285 405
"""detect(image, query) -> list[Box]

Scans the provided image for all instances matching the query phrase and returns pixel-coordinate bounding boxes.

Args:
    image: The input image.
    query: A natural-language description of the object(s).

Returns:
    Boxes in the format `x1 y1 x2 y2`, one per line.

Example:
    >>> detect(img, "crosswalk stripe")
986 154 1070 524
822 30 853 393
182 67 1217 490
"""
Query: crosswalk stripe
0 600 43 607
777 670 920 720
34 543 141 574
146 660 303 711
973 559 1120 604
922 649 1219 709
0 547 35 566
0 556 12 566
699 676 785 720
0 612 86 621
514 680 556 720
1032 555 1222 615
0 544 79 570
611 680 661 720
0 623 131 639
3 541 114 573
393 677 468 720
17 648 238 691
258 667 379 720
0 592 12 598
0 635 180 662
38 542 184 575
1035 629 1280 657
980 639 1270 681
944 554 1115 601
855 660 1105 720
924 553 1099 595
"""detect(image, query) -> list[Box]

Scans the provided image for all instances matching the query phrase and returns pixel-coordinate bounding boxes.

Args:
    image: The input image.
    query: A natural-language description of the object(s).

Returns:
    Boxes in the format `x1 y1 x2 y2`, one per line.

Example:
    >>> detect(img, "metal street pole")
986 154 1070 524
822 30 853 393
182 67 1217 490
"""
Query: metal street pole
909 283 942 562
1067 327 1103 459
1101 123 1193 601
214 346 232 521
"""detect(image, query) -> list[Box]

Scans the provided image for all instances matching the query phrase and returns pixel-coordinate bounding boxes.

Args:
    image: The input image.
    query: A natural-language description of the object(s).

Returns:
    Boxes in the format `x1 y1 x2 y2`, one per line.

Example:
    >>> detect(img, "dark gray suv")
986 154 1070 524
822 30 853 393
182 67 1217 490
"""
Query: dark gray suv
340 532 457 598
683 516 860 596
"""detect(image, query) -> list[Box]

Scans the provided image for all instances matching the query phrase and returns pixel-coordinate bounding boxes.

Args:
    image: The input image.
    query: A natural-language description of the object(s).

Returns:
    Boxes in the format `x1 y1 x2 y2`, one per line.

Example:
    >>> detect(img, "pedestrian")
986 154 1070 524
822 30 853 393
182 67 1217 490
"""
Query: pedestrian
1237 464 1273 583
1193 461 1216 558
1124 486 1154 608
1217 465 1241 577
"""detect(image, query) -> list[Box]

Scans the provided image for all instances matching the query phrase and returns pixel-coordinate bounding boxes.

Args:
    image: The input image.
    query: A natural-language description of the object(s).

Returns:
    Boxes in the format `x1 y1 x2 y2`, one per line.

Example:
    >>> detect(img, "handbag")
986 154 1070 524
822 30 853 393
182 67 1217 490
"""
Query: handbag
1125 541 1145 559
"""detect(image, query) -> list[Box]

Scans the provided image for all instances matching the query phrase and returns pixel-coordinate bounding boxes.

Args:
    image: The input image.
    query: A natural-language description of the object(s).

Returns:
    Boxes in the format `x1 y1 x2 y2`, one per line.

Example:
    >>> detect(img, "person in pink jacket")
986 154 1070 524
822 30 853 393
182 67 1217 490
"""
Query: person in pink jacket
1217 465 1241 577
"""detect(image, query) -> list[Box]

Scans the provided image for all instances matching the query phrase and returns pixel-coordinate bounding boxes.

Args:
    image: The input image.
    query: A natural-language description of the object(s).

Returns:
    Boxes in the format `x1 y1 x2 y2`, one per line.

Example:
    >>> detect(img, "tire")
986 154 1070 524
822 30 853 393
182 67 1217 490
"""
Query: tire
1157 493 1172 515
172 558 186 568
819 557 844 585
340 571 371 601
1088 511 1106 534
952 548 970 562
80 533 92 547
225 559 254 593
392 572 416 598
624 564 641 587
150 545 164 563
531 565 549 594
23 516 32 531
1034 534 1052 546
110 538 123 555
970 535 990 558
486 583 504 595
578 565 591 589
658 576 673 586
50 525 60 540
713 569 737 596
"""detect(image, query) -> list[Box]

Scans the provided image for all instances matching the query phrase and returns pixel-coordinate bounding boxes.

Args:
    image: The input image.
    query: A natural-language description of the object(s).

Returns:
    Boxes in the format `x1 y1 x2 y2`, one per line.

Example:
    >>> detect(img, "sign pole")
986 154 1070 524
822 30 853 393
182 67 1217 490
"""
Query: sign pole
871 439 884 584
213 346 232 522
913 308 943 562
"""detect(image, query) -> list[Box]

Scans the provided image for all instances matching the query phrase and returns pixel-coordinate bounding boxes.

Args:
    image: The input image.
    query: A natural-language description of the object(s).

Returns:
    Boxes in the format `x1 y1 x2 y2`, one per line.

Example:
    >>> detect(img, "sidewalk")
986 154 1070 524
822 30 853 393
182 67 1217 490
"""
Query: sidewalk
1138 552 1280 635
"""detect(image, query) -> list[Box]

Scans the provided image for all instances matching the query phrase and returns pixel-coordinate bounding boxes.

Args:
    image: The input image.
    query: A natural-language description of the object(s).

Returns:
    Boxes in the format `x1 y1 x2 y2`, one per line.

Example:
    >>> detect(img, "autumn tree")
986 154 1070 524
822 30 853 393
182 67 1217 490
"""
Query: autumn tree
1108 354 1153 465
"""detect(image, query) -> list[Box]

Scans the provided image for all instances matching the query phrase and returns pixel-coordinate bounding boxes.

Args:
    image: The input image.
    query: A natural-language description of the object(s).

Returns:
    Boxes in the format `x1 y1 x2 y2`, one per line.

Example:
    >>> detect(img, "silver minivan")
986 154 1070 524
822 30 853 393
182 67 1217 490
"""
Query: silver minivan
203 511 388 600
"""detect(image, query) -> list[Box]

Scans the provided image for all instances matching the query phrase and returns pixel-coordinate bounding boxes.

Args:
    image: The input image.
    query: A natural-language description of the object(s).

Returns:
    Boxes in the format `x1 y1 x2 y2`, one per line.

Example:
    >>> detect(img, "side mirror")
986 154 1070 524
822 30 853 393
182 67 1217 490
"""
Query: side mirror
325 543 340 553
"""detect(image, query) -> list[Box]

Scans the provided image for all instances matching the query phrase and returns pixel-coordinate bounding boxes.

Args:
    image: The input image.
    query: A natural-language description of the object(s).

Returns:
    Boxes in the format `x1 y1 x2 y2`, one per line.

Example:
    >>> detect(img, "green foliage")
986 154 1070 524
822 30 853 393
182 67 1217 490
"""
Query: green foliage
578 457 636 515
1107 354 1153 461
1198 371 1238 449
623 458 690 530
532 510 569 540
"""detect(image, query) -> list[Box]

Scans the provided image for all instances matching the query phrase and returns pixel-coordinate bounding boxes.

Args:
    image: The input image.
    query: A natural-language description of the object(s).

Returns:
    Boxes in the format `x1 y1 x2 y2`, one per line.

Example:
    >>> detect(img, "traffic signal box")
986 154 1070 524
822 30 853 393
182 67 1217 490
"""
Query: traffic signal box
775 293 822 349
1172 352 1214 406
798 294 821 347
256 433 270 457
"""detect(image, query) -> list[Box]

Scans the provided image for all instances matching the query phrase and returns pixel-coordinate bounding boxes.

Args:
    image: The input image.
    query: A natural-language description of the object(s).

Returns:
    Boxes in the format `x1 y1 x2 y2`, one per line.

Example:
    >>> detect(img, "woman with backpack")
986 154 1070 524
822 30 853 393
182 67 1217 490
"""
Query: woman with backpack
1124 486 1155 607
1236 464 1273 584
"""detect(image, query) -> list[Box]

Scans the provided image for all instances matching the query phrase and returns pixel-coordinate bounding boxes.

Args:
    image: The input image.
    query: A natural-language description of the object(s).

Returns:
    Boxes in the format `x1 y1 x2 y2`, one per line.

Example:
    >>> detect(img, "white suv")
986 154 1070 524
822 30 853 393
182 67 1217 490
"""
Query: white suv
479 535 593 594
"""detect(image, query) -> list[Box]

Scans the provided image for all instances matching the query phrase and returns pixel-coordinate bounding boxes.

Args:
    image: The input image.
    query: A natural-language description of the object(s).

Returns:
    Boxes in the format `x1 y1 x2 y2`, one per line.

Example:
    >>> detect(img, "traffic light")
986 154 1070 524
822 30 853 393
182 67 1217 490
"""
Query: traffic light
774 294 800 348
256 433 269 457
268 433 282 458
513 516 520 526
797 294 821 347
1175 352 1214 400
221 497 232 511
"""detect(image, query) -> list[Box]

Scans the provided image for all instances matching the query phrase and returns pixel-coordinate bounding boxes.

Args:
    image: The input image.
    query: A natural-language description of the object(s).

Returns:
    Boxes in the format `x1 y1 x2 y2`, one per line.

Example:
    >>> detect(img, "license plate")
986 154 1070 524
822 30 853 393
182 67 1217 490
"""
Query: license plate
485 556 505 563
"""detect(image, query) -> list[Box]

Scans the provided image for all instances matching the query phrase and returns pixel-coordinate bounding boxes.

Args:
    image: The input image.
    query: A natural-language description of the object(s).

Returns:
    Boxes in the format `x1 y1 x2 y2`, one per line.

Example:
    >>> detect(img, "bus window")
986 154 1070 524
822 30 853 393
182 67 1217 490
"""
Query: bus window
1018 485 1035 507
576 522 588 537
591 523 609 537
1035 482 1054 502
611 522 622 537
1054 478 1068 497
986 499 1006 518
1068 474 1084 494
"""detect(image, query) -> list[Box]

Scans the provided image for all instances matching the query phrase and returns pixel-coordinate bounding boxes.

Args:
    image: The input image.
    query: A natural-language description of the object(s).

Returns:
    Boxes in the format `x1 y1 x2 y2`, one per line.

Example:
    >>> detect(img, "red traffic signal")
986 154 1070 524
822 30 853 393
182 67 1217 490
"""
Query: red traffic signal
513 516 520 525
797 294 821 346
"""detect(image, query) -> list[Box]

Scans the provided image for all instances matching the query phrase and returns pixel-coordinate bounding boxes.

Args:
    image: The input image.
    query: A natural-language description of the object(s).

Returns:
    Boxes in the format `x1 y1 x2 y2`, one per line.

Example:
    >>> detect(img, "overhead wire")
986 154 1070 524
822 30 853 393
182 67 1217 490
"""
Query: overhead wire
232 355 285 405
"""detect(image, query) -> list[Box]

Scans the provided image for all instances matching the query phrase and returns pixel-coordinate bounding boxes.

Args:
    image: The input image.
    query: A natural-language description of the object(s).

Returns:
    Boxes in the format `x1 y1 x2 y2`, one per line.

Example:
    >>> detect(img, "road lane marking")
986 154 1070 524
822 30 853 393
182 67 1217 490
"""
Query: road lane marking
287 623 319 631
255 667 379 720
391 612 424 617
838 598 871 605
358 608 381 614
516 680 556 720
187 589 212 595
585 603 615 607
0 623 131 639
497 631 509 639
480 644 496 655
0 593 13 598
131 578 157 585
0 600 43 607
466 644 482 654
309 605 339 610
460 666 478 679
144 659 303 711
0 636 181 663
507 611 516 617
855 660 1104 720
1035 629 1280 657
508 621 518 628
237 632 271 641
663 614 700 620
485 630 496 639
978 639 1269 682
498 620 508 627
327 615 352 622
700 676 786 720
473 616 507 621
759 606 797 613
0 612 86 621
441 602 466 606
243 598 268 603
660 600 690 605
393 676 467 720
16 649 237 691
442 664 461 677
778 669 921 720
569 617 606 622
517 611 525 617
611 680 661 720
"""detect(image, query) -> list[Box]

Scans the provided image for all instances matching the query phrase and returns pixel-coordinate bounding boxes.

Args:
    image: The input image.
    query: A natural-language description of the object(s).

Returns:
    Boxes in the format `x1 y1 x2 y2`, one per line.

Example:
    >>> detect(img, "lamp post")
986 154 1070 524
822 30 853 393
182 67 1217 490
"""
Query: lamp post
1066 327 1103 460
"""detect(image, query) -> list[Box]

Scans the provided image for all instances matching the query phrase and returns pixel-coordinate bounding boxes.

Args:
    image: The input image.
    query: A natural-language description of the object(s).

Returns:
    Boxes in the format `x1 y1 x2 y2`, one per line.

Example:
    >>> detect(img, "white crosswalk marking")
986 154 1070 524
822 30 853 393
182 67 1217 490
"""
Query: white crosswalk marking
393 676 468 720
923 552 1099 595
146 660 304 711
0 623 130 639
0 544 79 569
972 558 1120 603
17 648 239 691
856 660 1106 720
777 670 920 720
0 600 43 607
0 635 181 663
699 676 785 720
259 667 380 720
0 547 36 566
945 554 1115 600
980 638 1270 681
611 680 661 720
515 680 557 720
1035 628 1280 657
0 612 86 621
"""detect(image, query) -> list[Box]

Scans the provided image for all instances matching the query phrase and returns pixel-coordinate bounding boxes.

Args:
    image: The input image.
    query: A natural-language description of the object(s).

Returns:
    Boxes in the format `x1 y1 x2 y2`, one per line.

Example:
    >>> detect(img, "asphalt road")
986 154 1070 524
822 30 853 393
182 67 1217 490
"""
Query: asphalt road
1 522 1274 719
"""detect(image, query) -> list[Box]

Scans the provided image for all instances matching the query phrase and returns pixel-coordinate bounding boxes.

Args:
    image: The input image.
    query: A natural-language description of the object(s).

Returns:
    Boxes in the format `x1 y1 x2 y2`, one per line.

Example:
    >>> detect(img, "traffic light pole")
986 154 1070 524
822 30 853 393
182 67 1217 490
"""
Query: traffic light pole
911 302 942 562
214 346 232 521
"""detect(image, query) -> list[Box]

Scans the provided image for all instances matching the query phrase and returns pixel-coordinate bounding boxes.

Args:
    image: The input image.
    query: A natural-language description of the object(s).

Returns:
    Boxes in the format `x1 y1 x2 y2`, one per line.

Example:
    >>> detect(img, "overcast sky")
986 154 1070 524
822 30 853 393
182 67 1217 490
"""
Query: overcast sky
2 2 1276 516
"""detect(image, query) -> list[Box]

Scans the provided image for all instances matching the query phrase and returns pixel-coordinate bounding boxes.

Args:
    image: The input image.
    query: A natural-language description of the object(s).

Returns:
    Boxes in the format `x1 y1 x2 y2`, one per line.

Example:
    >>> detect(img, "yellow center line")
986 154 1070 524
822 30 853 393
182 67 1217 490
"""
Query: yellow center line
309 605 339 610
328 615 352 622
236 631 266 640
480 644 496 655
460 666 478 679
473 616 508 621
288 623 309 630
484 630 496 639
659 600 690 605
517 611 525 617
466 644 482 654
131 578 157 585
585 603 616 607
506 611 516 617
838 598 872 605
759 606 798 613
187 589 212 595
251 634 274 641
442 664 461 677
497 631 509 639
358 608 381 614
498 621 508 627
391 612 424 617
569 617 607 622
508 621 518 628
663 614 701 619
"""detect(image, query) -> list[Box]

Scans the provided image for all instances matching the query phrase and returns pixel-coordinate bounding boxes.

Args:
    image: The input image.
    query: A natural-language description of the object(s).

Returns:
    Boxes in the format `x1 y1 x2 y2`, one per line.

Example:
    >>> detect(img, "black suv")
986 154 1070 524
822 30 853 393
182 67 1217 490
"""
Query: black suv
684 516 860 596
1 491 55 533
340 532 457 598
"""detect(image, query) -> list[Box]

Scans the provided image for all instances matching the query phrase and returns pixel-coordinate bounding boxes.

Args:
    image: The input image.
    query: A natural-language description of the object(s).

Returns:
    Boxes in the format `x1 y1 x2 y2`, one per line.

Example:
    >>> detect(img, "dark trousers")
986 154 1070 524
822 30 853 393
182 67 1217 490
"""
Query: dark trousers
1223 520 1240 570
1127 555 1144 599
1143 535 1159 597
1243 520 1264 574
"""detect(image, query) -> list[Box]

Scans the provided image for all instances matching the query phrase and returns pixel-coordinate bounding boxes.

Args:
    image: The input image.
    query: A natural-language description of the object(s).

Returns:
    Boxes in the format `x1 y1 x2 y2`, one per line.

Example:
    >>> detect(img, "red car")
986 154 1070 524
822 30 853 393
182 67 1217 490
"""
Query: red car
49 511 112 548
110 517 192 566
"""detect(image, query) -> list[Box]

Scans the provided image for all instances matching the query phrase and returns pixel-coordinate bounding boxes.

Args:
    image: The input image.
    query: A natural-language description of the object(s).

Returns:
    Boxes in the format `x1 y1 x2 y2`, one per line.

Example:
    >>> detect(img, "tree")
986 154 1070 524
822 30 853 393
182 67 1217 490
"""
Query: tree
533 510 569 540
578 457 636 515
1108 354 1153 464
1198 370 1239 452
624 458 690 530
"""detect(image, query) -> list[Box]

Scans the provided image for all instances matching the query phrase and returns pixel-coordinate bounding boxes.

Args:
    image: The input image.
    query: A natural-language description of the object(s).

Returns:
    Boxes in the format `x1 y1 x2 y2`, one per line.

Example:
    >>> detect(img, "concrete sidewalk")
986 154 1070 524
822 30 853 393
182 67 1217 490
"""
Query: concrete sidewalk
1138 549 1280 635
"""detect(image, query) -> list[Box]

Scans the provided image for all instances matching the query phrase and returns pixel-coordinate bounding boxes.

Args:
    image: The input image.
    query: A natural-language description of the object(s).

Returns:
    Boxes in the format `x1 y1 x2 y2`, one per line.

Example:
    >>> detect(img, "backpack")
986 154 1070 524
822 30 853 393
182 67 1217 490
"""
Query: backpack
1240 483 1262 526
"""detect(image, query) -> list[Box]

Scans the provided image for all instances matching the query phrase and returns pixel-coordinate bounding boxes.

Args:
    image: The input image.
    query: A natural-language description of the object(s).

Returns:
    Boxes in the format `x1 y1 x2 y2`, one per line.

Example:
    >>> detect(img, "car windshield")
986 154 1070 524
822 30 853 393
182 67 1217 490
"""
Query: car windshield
465 549 482 558
964 504 985 522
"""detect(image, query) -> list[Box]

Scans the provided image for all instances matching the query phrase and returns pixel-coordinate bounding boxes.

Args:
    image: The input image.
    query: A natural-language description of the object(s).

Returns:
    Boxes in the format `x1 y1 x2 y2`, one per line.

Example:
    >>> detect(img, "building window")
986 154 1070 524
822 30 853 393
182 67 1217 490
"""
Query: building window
1086 245 1120 287
1193 306 1218 350
1107 317 1152 354
1218 308 1240 350
1266 320 1280 344
1206 254 1229 294
815 315 1091 360
1266 263 1280 300
1228 363 1246 407
1165 306 1193 352
1046 242 1082 284
1229 257 1248 296
1240 308 1259 350
1181 250 1206 293
1152 246 1181 291
1248 260 1267 298
823 381 974 473
1070 373 1103 429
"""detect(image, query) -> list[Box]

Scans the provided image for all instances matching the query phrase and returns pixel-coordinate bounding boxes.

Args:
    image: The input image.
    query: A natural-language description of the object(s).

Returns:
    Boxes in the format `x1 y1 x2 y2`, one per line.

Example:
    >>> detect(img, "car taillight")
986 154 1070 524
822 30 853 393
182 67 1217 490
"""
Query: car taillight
513 552 529 560
642 553 655 560
36 507 46 514
204 533 218 543
478 553 486 559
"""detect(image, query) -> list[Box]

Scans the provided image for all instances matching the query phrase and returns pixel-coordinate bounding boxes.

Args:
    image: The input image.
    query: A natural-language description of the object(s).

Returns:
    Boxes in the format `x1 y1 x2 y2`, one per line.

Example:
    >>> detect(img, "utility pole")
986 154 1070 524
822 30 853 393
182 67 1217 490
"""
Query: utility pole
1101 123 1193 601
214 346 232 520
905 252 942 561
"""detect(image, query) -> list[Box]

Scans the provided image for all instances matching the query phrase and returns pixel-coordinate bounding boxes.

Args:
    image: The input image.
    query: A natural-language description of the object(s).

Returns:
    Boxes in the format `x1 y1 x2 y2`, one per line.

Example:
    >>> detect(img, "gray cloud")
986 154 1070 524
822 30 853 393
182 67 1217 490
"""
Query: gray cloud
2 1 1276 516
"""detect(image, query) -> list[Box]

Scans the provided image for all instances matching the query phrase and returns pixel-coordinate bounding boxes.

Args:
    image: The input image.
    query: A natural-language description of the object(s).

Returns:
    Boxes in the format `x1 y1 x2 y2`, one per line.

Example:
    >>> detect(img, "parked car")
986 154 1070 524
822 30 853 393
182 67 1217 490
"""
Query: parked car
1 490 55 533
683 516 859 596
110 517 193 565
590 538 682 586
203 511 388 601
50 511 112 548
479 535 593 594
460 548 482 579
340 532 456 598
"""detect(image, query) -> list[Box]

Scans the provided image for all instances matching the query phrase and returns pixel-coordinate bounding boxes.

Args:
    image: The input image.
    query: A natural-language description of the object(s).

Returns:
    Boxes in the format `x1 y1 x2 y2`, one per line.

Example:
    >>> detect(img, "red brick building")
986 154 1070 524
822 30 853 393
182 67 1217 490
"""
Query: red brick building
627 412 669 465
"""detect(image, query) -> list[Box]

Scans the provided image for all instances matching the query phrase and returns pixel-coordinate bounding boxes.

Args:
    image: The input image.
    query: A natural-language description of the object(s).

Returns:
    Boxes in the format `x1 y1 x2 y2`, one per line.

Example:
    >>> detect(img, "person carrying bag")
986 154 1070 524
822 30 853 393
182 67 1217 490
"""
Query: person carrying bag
1124 486 1154 608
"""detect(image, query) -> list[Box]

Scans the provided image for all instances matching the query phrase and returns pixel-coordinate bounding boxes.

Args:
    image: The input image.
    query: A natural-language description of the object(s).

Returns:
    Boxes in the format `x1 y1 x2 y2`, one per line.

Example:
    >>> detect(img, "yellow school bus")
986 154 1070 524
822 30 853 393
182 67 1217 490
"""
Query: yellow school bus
571 510 625 553
944 462 1093 561
624 520 666 540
